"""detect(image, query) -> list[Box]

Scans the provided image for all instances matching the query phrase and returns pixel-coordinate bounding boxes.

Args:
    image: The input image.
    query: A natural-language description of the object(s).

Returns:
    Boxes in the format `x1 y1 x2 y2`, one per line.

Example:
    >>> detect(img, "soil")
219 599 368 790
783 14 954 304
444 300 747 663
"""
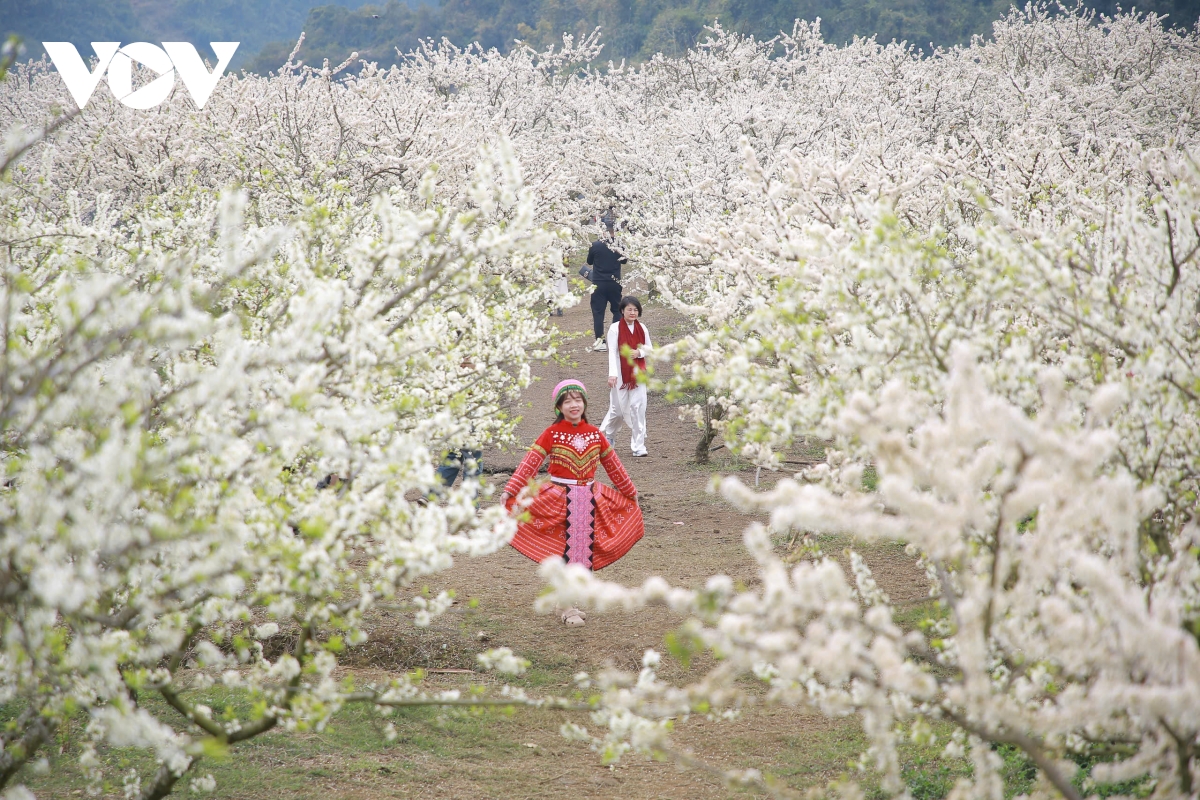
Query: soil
318 295 933 799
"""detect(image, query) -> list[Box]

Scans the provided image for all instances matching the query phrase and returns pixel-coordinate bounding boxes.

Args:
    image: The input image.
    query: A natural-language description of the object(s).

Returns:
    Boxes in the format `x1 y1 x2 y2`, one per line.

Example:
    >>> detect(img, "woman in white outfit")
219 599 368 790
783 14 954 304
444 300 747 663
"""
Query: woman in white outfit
601 296 650 457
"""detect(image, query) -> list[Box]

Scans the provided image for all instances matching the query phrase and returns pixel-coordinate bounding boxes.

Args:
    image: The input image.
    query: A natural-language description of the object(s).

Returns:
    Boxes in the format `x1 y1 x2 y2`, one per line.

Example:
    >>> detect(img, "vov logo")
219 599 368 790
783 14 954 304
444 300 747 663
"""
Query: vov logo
43 42 238 110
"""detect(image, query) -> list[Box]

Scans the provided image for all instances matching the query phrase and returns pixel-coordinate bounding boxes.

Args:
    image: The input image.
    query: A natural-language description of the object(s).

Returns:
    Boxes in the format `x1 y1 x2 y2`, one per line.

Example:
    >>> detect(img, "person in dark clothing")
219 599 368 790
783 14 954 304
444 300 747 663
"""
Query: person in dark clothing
586 225 627 351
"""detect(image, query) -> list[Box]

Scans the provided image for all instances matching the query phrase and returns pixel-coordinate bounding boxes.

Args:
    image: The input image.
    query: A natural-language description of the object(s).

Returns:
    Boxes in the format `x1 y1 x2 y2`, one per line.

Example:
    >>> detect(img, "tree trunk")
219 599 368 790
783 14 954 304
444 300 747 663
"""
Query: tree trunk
694 396 724 464
0 715 57 790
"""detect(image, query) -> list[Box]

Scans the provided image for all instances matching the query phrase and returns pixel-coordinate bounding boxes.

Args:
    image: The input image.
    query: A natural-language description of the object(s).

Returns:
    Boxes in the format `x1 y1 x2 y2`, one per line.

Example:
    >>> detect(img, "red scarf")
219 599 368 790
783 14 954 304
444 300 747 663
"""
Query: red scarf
617 320 647 390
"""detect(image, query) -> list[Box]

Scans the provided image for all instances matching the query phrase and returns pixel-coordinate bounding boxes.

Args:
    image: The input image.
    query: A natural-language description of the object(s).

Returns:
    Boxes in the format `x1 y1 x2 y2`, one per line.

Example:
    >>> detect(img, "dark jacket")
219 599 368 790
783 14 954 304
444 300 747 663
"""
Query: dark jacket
586 238 627 283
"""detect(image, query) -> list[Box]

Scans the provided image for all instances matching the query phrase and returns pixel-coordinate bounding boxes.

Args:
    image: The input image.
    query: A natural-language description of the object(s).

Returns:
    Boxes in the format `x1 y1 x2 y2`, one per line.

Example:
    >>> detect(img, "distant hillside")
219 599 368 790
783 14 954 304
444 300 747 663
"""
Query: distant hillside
0 0 376 70
5 0 1198 76
246 0 1200 73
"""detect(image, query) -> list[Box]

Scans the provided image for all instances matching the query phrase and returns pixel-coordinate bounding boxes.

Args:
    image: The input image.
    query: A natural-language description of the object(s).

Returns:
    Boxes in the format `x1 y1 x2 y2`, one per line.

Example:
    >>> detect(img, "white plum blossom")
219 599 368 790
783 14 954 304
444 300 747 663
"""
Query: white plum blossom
544 350 1200 798
537 13 1200 794
2 4 1199 798
476 647 531 675
0 64 569 796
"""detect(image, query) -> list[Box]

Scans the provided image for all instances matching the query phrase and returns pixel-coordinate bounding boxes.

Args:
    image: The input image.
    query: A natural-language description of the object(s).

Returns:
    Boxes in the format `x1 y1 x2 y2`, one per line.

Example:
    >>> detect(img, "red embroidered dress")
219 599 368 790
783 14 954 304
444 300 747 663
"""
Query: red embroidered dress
503 420 644 570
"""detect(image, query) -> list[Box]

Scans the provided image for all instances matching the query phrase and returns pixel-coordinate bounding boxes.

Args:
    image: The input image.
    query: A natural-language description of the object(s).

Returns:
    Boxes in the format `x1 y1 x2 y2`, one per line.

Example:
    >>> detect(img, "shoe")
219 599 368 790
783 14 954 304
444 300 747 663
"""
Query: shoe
561 607 587 626
593 339 607 352
632 451 649 457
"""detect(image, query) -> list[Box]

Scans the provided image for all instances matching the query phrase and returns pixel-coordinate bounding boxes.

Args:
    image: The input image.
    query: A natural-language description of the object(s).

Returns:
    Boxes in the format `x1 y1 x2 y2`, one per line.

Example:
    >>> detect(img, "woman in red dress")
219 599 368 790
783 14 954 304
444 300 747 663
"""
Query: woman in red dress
501 379 644 626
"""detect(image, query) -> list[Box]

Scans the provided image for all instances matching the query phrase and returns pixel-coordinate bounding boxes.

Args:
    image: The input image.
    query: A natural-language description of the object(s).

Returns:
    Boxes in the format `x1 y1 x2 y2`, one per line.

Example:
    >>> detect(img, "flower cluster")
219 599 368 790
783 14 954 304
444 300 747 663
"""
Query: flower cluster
543 350 1200 798
3 3 1199 796
0 99 561 798
535 5 1200 796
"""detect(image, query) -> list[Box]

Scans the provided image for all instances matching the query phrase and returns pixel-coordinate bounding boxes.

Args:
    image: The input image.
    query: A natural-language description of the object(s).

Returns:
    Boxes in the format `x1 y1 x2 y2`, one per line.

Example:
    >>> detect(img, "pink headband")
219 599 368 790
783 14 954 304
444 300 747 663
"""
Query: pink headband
552 379 587 405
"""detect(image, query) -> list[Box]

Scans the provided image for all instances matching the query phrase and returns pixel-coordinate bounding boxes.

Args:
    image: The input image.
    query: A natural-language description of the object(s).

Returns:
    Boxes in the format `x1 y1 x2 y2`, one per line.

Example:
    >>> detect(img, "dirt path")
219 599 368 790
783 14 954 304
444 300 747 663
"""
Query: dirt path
318 296 932 799
461 298 779 675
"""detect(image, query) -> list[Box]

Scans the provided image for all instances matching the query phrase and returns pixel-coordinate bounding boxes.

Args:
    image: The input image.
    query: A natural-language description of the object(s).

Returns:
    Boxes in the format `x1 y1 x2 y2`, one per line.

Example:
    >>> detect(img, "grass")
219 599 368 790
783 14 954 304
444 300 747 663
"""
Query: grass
3 616 602 798
1070 754 1154 798
891 742 1155 800
10 691 875 799
686 448 752 473
6 674 1151 800
653 319 696 342
8 688 588 799
891 598 946 633
900 750 968 799
726 719 977 800
862 465 879 492
724 722 871 790
1 625 951 799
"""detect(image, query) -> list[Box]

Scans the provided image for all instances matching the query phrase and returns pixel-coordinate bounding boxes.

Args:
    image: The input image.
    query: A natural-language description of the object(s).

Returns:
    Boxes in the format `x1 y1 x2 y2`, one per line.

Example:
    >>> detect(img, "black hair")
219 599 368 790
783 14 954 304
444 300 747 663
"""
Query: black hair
601 206 616 233
554 389 589 422
618 296 643 317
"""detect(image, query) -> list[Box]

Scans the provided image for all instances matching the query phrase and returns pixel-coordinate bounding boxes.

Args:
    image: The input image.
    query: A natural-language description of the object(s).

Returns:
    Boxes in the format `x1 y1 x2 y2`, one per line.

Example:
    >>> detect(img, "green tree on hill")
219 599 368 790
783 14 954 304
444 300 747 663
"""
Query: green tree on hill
246 0 1200 74
6 0 1198 75
0 0 372 70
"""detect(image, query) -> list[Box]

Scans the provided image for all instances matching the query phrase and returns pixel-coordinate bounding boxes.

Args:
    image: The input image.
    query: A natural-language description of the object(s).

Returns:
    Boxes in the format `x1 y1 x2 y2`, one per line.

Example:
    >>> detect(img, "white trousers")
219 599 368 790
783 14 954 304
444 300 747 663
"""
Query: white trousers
600 384 647 455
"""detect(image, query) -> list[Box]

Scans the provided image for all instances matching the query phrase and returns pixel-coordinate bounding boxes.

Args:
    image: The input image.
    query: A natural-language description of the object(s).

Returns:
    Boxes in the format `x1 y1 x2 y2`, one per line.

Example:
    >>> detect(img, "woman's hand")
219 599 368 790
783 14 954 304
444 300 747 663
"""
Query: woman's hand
501 491 512 506
608 376 618 388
